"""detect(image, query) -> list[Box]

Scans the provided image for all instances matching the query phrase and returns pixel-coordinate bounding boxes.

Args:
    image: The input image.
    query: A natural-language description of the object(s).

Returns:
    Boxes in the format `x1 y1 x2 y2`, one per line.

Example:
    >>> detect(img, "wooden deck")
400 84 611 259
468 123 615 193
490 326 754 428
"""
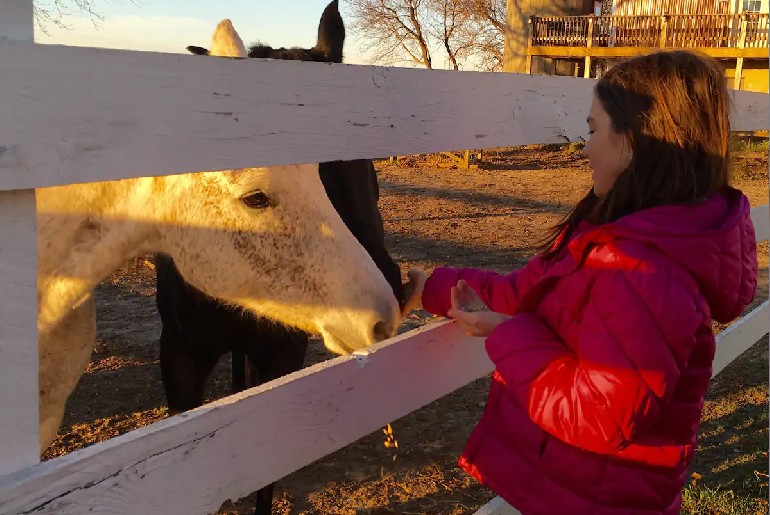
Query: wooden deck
526 12 769 86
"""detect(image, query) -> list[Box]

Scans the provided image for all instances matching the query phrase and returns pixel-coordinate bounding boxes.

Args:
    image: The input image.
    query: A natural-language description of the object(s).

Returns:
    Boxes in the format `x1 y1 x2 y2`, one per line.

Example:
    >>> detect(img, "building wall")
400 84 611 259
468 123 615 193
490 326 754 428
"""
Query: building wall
503 0 594 73
726 60 770 91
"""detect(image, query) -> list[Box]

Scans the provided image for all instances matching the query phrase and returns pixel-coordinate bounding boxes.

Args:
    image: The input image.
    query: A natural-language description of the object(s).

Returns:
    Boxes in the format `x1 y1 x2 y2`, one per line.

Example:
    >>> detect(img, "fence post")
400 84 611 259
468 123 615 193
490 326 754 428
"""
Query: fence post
0 0 40 478
734 12 748 90
659 13 669 48
584 15 594 78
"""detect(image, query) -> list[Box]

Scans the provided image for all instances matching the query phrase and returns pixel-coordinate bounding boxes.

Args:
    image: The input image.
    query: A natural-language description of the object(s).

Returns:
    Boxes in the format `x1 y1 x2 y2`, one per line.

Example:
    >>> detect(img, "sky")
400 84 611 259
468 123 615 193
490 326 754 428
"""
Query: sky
33 0 374 64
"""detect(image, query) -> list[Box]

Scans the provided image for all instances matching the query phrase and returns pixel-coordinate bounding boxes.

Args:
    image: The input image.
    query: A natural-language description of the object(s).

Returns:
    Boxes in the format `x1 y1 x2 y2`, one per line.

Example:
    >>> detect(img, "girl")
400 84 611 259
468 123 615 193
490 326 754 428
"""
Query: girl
418 50 758 514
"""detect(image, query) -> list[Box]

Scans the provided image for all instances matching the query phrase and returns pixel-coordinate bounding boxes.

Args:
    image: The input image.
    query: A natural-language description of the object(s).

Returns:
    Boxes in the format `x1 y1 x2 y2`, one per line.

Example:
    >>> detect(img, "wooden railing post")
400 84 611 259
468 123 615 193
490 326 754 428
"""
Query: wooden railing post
0 0 41 478
525 16 534 74
659 13 669 48
735 12 749 89
584 15 594 78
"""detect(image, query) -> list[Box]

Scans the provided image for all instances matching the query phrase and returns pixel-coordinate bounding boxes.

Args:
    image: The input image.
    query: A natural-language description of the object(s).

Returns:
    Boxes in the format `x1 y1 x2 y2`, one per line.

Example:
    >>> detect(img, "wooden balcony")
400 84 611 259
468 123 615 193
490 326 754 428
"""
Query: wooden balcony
528 13 767 56
526 12 768 86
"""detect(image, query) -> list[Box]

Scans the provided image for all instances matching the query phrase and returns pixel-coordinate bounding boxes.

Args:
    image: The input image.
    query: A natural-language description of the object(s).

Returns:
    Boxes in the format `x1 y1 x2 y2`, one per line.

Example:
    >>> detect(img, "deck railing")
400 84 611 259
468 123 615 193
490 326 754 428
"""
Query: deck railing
530 12 768 49
527 12 768 86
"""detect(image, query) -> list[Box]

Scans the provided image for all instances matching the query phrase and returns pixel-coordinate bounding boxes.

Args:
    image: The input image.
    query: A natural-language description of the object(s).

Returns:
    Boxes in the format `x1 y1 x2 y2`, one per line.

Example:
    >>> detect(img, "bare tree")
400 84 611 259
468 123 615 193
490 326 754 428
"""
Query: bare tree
464 0 507 71
346 0 507 71
347 0 435 68
425 0 474 70
33 0 133 35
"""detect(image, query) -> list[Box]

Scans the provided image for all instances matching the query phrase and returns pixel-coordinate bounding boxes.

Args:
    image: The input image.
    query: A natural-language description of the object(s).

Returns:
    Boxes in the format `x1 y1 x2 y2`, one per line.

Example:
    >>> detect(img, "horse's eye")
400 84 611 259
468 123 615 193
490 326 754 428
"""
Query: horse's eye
241 191 271 209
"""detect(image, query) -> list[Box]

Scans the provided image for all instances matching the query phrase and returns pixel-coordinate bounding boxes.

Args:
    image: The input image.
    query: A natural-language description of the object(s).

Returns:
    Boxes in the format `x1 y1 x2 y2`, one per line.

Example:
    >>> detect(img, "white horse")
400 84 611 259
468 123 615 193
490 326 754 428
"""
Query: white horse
35 21 401 454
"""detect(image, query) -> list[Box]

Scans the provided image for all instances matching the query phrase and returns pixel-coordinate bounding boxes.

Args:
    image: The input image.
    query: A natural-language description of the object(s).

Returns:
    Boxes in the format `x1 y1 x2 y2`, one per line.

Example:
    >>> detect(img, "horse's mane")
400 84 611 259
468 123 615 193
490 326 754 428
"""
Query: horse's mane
247 44 327 62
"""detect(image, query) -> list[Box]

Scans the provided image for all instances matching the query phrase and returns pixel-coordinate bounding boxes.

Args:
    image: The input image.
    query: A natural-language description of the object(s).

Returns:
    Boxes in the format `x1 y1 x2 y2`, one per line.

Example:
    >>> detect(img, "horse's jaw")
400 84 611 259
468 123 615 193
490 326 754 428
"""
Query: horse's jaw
315 310 397 355
228 296 399 356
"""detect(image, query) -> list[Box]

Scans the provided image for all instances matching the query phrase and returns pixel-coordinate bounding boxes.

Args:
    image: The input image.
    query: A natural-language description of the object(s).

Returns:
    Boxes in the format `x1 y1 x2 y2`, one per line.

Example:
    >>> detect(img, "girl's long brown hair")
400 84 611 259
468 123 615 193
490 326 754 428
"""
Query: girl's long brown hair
540 50 732 259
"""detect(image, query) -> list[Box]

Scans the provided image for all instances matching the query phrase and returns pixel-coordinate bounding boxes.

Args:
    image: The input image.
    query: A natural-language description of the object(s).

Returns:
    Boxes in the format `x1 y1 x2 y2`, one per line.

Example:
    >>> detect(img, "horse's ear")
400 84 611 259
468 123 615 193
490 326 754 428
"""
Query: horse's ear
209 19 248 58
314 0 345 63
187 45 210 56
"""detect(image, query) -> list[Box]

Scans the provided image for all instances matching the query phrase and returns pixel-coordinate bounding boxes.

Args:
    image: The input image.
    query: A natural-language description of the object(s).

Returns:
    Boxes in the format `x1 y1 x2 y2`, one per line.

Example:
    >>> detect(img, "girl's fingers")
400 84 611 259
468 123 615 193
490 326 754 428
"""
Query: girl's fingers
456 280 470 304
447 308 469 321
450 285 462 312
447 309 481 335
453 280 473 310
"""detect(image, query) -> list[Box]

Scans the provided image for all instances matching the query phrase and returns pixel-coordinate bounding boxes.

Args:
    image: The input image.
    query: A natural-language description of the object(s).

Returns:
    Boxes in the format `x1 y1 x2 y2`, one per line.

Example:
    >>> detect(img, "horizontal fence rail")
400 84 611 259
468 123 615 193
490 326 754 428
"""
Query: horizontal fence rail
0 322 495 514
0 43 768 191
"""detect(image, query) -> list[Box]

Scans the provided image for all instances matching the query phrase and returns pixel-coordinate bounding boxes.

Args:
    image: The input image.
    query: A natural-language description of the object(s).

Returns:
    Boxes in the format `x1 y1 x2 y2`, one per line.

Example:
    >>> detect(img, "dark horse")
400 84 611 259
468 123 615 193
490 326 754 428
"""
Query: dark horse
155 1 405 514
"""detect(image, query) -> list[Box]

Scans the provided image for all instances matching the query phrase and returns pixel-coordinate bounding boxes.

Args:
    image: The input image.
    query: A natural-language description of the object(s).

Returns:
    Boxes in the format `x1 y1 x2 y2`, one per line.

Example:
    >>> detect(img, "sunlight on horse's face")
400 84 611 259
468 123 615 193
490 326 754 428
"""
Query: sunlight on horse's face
157 166 399 354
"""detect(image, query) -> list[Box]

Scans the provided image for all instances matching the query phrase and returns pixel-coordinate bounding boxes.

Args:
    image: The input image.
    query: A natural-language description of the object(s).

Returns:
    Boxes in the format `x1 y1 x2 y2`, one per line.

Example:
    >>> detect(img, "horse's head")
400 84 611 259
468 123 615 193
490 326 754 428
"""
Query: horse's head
248 0 344 63
154 165 400 353
187 0 344 63
173 1 402 351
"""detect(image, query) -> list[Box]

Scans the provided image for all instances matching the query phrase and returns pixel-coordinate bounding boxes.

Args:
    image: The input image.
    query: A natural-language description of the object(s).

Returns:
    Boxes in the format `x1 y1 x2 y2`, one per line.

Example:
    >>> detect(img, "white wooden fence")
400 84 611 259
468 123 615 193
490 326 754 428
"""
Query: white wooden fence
0 1 767 513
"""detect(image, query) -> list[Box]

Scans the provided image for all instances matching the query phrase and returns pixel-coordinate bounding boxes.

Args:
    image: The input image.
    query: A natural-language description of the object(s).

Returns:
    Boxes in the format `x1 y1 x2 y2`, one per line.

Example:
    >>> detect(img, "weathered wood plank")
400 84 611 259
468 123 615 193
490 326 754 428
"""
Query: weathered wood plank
0 0 33 42
0 321 494 514
473 496 522 515
750 203 768 244
0 0 39 478
0 190 39 476
0 42 766 190
712 300 769 378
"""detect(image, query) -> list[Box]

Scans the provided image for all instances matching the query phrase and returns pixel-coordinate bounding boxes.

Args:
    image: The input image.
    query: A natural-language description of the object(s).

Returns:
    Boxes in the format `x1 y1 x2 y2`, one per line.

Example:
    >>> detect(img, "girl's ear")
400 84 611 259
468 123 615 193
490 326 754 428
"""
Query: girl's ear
620 134 634 171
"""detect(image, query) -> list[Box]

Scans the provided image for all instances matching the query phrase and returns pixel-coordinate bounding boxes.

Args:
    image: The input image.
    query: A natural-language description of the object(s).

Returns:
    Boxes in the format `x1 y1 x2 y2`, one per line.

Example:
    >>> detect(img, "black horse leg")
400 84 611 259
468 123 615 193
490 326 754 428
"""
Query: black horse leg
238 325 309 515
254 482 275 515
232 349 247 393
160 327 219 414
247 329 308 385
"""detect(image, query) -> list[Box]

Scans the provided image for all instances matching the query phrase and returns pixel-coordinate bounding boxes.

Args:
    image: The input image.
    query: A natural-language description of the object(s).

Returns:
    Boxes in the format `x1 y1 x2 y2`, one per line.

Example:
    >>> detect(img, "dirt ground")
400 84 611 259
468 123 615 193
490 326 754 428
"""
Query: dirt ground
45 144 769 515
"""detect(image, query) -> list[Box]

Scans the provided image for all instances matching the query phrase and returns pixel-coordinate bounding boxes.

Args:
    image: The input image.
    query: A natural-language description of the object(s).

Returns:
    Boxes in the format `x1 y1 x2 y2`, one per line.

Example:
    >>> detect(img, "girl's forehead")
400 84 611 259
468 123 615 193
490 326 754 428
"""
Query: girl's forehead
588 98 609 121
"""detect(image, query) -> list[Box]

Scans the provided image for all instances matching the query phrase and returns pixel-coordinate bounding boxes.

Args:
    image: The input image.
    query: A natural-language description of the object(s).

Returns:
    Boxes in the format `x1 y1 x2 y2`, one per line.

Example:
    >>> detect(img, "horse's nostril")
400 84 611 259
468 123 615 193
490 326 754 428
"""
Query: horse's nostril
373 320 392 342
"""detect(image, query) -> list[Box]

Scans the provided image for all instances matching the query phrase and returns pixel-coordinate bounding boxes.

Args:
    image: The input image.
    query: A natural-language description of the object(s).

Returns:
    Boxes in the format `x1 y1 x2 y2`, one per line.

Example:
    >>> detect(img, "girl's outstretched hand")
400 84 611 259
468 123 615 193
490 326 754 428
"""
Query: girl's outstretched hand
447 280 510 337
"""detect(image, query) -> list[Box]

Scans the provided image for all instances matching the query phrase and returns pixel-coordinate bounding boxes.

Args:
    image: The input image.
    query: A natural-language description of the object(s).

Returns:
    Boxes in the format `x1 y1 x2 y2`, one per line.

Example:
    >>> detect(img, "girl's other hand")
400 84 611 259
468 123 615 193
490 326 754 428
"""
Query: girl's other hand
447 280 510 337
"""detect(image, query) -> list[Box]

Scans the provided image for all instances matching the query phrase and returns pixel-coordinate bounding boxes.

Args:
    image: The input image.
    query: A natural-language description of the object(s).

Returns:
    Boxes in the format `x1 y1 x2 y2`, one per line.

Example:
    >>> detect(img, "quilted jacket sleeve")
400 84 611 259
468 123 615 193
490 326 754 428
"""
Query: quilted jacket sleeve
485 267 701 455
422 255 548 317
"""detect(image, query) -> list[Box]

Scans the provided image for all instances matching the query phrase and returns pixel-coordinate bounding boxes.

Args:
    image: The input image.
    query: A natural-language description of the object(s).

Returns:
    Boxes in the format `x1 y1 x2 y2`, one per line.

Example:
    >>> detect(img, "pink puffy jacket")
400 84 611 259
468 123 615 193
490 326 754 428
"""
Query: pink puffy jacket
422 187 758 515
